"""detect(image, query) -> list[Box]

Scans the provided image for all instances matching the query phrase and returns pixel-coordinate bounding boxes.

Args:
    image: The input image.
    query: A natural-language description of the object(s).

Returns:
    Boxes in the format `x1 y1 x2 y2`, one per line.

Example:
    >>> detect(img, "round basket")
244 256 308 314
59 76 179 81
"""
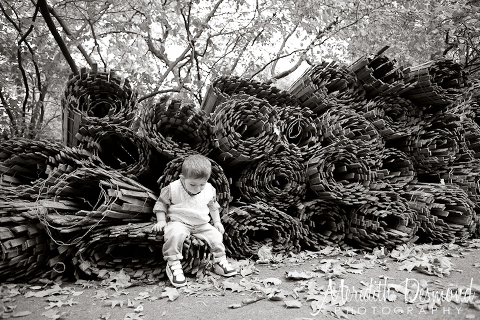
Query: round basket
222 202 305 259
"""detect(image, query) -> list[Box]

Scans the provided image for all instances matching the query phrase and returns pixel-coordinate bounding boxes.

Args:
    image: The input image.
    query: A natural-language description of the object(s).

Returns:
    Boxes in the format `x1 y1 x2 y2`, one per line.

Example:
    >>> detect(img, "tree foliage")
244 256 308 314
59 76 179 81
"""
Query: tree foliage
0 0 478 140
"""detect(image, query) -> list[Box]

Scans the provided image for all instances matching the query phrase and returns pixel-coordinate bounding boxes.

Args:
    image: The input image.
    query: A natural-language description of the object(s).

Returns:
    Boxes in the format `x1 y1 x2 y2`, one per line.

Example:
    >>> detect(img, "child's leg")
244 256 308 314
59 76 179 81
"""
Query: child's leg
194 224 237 277
163 221 190 261
163 221 190 287
193 223 226 261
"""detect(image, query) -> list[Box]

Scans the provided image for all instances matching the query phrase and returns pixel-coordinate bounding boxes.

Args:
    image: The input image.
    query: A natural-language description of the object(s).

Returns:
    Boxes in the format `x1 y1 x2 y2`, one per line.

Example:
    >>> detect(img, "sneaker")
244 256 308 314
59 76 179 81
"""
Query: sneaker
214 259 237 277
166 261 187 287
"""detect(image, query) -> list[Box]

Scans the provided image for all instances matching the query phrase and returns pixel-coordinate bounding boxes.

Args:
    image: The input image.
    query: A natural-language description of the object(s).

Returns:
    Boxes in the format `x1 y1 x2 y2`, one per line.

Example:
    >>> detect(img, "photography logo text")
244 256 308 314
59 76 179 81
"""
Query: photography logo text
313 277 475 316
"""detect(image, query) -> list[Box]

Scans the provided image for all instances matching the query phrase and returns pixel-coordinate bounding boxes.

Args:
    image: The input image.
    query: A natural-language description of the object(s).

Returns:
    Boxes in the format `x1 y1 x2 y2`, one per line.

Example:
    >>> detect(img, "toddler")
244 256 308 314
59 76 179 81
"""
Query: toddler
152 154 237 287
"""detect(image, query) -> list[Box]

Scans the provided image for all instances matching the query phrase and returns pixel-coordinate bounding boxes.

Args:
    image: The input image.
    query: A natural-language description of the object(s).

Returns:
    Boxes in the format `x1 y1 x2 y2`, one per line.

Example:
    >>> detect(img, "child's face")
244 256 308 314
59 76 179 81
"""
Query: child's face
182 177 208 195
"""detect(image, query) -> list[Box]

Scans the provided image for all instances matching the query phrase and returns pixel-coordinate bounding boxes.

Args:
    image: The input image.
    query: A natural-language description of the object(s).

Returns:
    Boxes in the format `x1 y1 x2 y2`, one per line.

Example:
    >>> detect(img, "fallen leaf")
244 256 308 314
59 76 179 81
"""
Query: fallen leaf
223 280 244 292
104 299 124 308
3 304 17 312
161 287 179 301
242 294 265 305
285 271 314 280
46 295 69 302
388 283 409 296
238 278 261 291
24 285 64 298
318 246 339 256
6 287 21 298
45 301 64 309
148 296 160 302
467 240 480 249
334 308 355 319
12 310 32 317
41 309 68 319
390 245 414 261
98 313 111 320
269 295 283 301
343 249 358 257
124 312 143 320
268 289 291 301
470 283 480 294
134 292 150 300
103 269 132 291
257 245 273 262
29 286 43 290
315 259 346 278
398 259 418 272
63 298 78 307
262 278 282 286
284 300 302 308
372 247 387 259
399 255 453 277
345 268 363 274
387 292 397 302
240 264 256 277
314 305 356 318
92 290 109 300
345 261 365 269
308 293 346 309
110 289 129 297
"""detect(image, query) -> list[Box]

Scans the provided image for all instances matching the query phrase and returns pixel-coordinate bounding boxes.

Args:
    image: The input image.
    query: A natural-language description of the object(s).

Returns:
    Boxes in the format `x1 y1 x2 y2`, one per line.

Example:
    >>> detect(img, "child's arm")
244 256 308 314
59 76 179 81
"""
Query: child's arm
152 210 167 232
151 186 170 232
208 187 224 234
211 207 224 234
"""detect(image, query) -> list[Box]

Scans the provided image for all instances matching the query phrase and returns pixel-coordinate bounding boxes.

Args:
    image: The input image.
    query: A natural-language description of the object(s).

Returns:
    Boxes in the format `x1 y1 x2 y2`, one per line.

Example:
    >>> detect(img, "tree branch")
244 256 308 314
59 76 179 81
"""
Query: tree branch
17 4 44 107
37 0 78 74
253 18 339 82
138 88 181 103
47 4 94 66
1 1 33 127
143 0 225 101
270 22 299 78
0 87 18 136
146 30 170 64
85 17 107 69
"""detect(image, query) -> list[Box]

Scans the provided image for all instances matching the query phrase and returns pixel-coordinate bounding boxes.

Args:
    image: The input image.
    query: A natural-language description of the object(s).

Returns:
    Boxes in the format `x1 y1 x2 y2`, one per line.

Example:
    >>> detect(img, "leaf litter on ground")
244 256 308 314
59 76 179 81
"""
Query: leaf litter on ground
4 243 480 318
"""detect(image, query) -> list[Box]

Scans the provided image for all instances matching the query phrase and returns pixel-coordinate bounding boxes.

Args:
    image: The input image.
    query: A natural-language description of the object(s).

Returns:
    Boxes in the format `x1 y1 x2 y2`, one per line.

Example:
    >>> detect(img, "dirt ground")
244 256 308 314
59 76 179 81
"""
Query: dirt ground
1 241 479 320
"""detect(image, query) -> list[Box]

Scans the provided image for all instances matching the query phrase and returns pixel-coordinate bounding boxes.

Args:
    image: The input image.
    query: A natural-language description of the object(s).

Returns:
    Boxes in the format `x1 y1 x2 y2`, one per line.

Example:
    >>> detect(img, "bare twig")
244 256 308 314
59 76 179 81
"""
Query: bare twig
258 18 339 83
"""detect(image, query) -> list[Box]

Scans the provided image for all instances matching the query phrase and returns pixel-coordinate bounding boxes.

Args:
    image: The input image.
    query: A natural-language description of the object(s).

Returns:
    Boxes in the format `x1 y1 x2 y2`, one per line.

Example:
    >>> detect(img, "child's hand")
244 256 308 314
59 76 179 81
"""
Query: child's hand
214 222 225 234
152 221 167 232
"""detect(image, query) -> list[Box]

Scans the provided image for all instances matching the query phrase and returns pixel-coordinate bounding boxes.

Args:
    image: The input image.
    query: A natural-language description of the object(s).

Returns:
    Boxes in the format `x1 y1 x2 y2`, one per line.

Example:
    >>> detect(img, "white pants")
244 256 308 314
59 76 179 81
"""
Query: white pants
163 220 226 262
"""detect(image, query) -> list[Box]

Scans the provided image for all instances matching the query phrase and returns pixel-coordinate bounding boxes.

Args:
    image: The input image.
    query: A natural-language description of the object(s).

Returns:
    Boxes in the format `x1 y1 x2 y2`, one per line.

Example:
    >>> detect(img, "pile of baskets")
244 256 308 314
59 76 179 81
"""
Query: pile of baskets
0 53 478 283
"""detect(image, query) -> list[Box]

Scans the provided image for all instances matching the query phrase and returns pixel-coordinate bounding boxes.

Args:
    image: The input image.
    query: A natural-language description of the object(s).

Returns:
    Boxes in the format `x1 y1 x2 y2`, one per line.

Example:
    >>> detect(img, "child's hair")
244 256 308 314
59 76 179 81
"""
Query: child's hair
181 154 211 179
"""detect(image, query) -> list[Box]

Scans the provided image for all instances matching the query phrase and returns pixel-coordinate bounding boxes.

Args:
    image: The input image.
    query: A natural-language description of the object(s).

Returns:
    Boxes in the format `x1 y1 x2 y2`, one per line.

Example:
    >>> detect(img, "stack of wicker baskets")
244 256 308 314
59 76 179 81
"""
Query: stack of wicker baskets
0 54 478 283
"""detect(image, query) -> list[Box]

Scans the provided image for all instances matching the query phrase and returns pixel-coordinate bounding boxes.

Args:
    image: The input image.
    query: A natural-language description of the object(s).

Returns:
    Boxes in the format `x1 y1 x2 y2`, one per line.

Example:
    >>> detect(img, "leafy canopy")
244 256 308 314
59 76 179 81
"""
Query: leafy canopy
0 0 478 139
